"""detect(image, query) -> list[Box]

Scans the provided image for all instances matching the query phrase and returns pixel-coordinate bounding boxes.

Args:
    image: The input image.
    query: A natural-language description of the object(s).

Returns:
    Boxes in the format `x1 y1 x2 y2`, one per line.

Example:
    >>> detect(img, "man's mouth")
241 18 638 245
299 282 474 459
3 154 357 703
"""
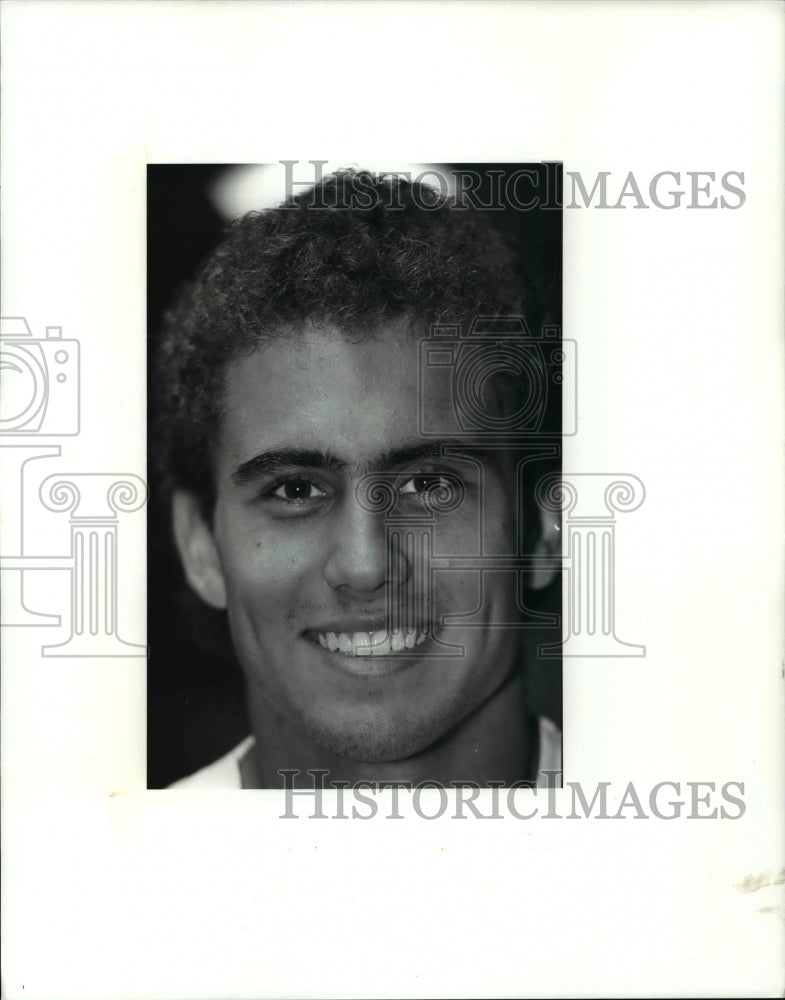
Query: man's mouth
312 629 429 657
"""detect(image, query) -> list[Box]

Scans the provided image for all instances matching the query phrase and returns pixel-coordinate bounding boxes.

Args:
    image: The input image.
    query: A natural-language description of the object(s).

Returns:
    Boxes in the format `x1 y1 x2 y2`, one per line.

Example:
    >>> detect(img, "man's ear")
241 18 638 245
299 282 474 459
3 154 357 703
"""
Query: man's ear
171 490 227 610
530 505 561 591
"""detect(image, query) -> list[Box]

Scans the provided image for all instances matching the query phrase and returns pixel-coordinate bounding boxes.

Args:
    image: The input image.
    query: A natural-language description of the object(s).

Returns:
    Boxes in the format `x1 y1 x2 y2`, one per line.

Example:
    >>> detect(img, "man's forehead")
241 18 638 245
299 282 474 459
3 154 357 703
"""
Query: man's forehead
218 321 434 467
225 321 423 390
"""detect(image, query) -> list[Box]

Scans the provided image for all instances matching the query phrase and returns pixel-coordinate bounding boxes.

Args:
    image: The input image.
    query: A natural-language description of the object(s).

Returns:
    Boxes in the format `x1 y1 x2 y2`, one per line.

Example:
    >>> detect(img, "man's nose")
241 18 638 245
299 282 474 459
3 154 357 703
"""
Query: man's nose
322 496 410 595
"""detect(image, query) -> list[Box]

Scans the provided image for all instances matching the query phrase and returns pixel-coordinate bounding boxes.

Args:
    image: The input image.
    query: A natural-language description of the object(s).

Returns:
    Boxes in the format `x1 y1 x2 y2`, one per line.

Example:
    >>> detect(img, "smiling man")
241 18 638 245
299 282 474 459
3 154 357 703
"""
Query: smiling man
154 167 562 789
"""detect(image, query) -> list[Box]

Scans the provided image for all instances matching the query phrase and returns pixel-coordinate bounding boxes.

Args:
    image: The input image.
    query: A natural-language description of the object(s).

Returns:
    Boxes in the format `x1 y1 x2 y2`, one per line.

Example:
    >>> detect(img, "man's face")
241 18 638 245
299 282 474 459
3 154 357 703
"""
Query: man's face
204 322 525 762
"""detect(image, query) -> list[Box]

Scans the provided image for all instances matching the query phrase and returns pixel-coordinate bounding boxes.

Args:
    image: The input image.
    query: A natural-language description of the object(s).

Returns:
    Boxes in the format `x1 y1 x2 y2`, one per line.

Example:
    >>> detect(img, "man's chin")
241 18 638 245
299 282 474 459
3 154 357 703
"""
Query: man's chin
301 711 446 765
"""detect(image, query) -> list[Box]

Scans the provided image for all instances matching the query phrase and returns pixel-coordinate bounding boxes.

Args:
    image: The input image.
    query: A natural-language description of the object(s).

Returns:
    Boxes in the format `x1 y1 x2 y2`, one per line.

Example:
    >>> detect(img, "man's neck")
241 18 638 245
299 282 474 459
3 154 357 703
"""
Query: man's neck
242 670 536 789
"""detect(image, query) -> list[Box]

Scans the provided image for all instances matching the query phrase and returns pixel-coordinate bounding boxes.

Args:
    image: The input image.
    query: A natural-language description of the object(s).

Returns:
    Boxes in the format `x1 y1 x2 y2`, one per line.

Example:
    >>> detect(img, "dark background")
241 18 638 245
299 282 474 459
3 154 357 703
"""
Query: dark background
147 163 563 788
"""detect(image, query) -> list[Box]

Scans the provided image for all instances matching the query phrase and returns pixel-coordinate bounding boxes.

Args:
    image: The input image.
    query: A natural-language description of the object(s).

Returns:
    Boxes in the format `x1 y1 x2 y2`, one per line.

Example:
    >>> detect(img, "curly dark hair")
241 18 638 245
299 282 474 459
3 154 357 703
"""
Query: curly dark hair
153 169 537 512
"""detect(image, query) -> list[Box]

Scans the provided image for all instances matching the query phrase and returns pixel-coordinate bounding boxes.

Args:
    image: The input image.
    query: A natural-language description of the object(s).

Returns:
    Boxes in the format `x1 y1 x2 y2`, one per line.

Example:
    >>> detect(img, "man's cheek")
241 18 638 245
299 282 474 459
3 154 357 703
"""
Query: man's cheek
245 531 322 578
439 571 481 617
222 536 302 591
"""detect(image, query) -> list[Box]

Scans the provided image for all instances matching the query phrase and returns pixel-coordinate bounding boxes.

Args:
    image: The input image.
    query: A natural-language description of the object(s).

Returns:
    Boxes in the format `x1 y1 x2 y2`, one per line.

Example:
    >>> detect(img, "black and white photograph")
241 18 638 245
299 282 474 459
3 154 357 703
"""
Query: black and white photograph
2 3 783 998
147 162 564 791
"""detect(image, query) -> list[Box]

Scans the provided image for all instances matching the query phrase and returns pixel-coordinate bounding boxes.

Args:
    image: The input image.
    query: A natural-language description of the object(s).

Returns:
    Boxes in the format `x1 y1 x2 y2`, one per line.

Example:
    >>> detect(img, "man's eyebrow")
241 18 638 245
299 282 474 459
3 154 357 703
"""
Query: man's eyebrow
230 439 477 487
379 440 478 468
231 448 347 486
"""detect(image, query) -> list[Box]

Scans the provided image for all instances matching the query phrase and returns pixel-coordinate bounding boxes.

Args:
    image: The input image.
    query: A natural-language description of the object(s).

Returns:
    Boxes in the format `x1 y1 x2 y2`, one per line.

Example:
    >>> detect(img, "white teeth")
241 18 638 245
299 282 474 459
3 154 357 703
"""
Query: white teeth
370 631 392 655
315 628 429 657
354 631 371 655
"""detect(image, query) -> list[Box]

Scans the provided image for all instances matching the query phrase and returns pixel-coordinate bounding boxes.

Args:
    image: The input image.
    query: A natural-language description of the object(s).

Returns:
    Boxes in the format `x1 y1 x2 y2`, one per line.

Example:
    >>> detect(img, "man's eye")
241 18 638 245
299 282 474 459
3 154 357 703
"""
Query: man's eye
399 475 452 496
270 479 327 501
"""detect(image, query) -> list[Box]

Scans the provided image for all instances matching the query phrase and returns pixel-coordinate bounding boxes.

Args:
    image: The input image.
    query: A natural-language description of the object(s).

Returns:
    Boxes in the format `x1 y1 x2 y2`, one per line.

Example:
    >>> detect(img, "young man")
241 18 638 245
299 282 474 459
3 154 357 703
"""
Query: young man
154 168 562 789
